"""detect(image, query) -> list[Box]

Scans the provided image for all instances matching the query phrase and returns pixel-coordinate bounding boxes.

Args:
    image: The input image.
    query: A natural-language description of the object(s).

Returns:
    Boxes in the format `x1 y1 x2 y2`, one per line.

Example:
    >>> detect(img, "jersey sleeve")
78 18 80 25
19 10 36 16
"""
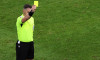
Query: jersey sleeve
16 16 23 30
17 16 23 25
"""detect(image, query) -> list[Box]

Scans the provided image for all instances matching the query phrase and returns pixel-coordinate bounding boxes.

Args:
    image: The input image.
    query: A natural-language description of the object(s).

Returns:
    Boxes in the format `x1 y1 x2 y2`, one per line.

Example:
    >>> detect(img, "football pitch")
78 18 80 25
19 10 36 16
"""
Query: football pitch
0 0 100 60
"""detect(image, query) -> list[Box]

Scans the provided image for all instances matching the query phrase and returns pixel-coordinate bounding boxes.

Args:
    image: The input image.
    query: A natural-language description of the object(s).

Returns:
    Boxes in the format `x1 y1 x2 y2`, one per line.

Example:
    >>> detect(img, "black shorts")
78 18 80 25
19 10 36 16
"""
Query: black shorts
16 40 34 60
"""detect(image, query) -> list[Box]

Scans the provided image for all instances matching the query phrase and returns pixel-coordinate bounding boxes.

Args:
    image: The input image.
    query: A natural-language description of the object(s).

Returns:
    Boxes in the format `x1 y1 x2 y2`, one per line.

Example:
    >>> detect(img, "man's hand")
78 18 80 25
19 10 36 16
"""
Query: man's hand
31 5 36 12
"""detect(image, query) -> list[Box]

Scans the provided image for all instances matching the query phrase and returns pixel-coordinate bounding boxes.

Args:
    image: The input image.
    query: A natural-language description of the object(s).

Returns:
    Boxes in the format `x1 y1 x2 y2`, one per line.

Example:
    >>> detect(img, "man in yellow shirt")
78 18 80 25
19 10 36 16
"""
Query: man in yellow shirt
16 4 36 60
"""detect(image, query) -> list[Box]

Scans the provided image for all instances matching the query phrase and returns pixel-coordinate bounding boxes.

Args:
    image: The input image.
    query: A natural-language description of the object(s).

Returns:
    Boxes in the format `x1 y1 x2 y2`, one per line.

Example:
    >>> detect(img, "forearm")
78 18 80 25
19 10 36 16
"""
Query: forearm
22 10 34 23
22 14 31 23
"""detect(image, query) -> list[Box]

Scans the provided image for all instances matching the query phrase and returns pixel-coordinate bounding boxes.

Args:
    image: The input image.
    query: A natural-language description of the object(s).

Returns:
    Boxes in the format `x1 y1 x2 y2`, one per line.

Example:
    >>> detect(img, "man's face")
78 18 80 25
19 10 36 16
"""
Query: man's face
23 8 31 14
23 5 36 15
26 8 31 13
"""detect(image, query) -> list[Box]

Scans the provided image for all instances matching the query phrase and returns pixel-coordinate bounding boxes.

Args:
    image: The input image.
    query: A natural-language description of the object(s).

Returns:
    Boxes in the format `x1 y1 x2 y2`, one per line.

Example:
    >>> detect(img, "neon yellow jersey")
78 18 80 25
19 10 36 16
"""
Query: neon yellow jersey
16 14 34 42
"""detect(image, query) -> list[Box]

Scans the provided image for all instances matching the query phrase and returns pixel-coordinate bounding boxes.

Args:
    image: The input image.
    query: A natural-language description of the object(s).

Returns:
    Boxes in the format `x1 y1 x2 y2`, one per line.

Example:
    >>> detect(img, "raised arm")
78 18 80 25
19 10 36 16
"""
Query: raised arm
22 5 36 23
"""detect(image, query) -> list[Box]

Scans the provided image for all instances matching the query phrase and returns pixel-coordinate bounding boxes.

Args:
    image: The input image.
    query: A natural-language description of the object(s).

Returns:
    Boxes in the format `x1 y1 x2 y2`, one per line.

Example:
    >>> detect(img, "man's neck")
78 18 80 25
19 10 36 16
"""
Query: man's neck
23 13 26 16
23 13 28 16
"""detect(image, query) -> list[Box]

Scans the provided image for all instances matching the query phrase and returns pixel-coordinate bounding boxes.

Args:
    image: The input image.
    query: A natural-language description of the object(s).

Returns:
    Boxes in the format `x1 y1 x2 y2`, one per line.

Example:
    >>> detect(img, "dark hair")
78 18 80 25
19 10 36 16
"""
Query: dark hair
24 4 32 9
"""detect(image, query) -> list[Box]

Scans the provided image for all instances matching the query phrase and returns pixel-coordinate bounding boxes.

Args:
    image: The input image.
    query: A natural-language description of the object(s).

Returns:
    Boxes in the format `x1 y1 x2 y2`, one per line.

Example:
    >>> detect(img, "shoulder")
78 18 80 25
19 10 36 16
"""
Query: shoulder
16 15 23 23
17 16 20 20
17 15 24 20
31 17 34 20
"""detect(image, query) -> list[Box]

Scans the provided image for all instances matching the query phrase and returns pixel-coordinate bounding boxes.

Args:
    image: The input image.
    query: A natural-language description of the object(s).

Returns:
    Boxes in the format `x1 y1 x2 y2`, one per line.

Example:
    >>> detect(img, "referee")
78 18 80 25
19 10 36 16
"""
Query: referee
16 4 36 60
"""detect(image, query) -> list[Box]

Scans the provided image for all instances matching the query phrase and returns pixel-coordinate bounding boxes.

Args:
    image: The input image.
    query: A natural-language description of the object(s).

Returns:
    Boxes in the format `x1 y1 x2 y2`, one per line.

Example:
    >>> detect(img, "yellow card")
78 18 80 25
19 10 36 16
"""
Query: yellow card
34 1 38 7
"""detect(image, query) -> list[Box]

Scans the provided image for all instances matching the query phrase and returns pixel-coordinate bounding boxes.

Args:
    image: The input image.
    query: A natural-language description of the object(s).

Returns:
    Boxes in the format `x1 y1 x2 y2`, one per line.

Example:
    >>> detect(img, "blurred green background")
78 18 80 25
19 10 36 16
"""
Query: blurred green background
0 0 100 60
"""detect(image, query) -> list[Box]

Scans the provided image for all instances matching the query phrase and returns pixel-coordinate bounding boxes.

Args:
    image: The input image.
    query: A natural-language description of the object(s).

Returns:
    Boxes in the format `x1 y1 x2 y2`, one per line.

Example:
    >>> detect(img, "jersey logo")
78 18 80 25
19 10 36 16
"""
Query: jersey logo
20 16 22 18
